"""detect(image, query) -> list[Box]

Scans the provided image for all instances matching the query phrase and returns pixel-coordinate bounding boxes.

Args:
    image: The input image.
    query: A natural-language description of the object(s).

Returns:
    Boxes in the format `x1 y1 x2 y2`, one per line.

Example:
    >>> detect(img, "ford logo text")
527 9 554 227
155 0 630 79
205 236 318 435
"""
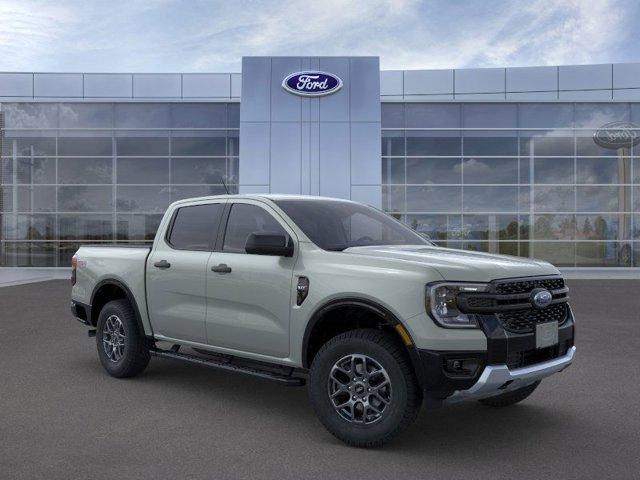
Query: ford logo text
282 71 343 97
531 289 553 309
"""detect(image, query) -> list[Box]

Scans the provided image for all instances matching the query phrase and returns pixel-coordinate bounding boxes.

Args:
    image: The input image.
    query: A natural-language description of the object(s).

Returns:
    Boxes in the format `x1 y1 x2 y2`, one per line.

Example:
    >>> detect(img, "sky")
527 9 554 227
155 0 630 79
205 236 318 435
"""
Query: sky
0 0 638 73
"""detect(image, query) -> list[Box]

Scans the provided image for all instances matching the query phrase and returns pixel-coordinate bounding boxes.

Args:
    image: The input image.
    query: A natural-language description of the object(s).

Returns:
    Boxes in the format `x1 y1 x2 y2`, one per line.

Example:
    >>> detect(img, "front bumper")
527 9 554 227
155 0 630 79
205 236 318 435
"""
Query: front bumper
414 306 575 399
445 346 575 403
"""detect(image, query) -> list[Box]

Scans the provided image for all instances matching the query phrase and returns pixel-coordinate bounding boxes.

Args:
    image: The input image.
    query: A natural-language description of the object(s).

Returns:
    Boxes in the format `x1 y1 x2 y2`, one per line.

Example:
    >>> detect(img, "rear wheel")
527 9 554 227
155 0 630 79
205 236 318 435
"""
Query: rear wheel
478 380 540 407
96 299 150 378
308 329 422 448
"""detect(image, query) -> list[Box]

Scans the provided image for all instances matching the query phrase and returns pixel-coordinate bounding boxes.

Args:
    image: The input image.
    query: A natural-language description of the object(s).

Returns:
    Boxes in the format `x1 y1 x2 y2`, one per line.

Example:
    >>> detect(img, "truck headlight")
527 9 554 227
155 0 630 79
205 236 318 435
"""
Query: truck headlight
426 283 488 329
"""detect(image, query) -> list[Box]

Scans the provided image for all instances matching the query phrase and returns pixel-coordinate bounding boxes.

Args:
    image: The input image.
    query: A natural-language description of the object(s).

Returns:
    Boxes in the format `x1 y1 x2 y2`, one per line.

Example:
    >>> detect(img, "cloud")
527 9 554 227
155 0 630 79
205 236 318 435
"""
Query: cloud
0 0 636 72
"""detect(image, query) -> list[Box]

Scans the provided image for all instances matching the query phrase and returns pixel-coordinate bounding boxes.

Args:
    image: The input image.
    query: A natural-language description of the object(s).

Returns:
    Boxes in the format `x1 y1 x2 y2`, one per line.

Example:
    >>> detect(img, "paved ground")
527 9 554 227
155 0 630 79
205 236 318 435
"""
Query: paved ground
1 279 639 480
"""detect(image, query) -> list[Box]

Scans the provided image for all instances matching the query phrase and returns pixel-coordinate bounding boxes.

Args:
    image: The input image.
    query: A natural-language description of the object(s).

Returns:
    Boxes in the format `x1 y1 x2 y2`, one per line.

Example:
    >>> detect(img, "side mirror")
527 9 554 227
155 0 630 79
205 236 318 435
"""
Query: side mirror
245 232 293 257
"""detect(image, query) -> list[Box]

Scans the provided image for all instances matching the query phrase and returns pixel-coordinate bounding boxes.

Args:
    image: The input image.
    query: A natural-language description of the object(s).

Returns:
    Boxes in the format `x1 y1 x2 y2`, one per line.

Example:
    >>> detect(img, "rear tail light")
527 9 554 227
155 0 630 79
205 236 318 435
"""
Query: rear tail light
71 254 78 286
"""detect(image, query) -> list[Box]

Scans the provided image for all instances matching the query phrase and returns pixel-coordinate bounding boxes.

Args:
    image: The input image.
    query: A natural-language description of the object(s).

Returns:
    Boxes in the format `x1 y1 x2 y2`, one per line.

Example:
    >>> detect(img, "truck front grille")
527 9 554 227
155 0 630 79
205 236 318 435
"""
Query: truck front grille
496 302 568 334
458 275 570 334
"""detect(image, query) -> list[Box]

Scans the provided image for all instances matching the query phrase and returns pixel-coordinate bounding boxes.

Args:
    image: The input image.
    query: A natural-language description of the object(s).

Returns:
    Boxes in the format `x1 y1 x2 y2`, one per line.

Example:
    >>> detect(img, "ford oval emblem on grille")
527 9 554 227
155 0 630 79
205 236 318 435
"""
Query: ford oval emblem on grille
531 288 553 309
282 71 343 97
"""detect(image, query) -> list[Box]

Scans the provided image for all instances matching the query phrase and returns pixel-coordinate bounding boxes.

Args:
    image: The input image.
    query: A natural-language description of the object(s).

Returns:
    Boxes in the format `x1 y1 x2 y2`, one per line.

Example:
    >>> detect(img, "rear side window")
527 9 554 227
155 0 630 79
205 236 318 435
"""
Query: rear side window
167 203 223 250
223 203 287 253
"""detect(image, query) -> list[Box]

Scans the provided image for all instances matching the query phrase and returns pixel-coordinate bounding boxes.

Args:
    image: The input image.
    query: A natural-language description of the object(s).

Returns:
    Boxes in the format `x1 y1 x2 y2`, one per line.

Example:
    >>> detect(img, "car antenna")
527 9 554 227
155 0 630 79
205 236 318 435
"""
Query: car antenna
220 176 230 195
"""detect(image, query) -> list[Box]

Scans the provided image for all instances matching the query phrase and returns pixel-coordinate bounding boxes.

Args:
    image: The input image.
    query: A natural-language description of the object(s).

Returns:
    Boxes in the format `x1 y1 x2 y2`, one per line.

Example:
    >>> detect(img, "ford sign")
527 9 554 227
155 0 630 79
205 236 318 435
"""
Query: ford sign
593 121 640 149
282 71 343 97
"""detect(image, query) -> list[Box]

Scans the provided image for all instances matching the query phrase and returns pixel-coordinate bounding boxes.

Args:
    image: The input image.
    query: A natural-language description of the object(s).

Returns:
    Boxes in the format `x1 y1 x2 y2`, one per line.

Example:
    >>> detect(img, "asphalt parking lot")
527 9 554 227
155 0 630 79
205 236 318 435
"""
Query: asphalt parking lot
1 279 639 480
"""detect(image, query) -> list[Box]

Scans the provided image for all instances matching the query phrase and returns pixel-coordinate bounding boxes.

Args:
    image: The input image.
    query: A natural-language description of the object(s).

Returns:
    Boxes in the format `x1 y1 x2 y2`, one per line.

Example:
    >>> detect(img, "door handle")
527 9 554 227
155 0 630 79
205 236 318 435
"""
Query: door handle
153 260 171 269
211 263 232 274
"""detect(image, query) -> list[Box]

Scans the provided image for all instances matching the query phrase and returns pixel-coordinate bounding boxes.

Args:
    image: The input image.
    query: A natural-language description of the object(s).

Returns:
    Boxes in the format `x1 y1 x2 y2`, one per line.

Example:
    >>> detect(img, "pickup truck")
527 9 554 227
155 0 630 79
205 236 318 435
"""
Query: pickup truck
71 194 576 448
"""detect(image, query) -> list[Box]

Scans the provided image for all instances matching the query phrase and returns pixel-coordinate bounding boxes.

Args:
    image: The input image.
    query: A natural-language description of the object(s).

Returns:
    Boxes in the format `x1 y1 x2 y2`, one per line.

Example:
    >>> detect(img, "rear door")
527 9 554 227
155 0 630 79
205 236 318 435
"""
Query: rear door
147 201 225 343
205 200 297 358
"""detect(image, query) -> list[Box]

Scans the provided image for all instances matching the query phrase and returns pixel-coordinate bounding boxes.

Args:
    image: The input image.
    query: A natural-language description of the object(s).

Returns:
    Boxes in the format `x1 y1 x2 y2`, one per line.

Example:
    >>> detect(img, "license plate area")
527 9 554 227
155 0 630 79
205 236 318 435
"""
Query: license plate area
536 320 559 349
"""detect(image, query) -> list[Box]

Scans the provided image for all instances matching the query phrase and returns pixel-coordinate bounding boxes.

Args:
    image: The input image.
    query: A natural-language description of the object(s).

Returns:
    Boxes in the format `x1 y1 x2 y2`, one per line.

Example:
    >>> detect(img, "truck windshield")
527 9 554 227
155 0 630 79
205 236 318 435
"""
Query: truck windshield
274 199 431 251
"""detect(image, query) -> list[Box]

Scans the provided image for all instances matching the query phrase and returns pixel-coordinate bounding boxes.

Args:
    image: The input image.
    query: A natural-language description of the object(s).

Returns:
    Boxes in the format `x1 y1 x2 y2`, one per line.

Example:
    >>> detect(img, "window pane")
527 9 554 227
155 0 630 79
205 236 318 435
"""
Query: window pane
576 214 629 241
518 104 574 129
406 104 460 128
534 186 575 212
633 158 640 183
58 186 113 212
463 186 518 213
1 186 13 211
117 158 169 184
116 214 163 241
171 134 226 156
116 186 171 213
3 136 56 156
58 214 113 240
381 131 404 156
463 135 518 156
171 158 226 184
464 104 516 128
17 186 56 212
171 103 227 128
406 186 461 213
405 214 462 243
382 186 405 213
576 157 627 184
58 137 113 156
228 104 240 127
576 135 627 156
574 103 630 128
223 203 286 253
462 214 519 240
576 186 630 212
59 103 113 128
519 135 574 156
2 103 58 128
168 203 223 250
406 132 461 156
576 242 631 267
463 157 517 184
58 158 112 184
16 157 56 184
533 214 576 240
114 104 170 128
116 136 168 156
1 158 12 183
14 214 55 240
381 103 404 128
382 158 405 184
534 158 574 184
1 242 57 267
531 242 575 267
227 130 239 157
406 158 461 184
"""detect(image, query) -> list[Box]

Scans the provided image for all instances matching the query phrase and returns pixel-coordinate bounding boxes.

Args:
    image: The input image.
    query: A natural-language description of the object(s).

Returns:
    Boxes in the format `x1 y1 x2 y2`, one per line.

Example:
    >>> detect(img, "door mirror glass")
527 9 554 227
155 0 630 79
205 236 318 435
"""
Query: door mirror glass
245 232 293 257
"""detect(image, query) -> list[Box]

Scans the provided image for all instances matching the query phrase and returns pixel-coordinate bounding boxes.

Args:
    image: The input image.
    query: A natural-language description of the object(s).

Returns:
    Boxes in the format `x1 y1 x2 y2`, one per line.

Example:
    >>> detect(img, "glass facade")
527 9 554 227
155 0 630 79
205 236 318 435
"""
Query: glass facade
0 102 239 266
1 100 638 268
382 103 639 267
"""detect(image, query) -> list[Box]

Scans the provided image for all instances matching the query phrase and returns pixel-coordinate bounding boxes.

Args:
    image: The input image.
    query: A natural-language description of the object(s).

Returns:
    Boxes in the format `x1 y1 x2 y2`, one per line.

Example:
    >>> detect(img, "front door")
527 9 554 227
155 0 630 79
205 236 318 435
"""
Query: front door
205 201 296 358
147 201 225 343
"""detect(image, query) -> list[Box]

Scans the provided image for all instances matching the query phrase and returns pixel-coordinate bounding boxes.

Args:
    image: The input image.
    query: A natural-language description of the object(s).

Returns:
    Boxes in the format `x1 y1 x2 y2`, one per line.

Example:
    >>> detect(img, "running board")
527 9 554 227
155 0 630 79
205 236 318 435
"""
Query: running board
149 348 306 386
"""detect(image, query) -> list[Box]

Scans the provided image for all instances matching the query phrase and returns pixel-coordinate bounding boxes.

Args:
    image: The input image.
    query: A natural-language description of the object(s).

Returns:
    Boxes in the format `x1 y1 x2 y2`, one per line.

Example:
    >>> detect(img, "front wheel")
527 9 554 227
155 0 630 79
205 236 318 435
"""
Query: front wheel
308 329 422 448
96 299 150 378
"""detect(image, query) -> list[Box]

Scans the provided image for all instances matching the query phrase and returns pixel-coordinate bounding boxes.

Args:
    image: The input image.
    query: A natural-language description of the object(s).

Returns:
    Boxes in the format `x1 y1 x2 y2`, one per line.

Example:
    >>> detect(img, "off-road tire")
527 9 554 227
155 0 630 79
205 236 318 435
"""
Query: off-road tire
96 299 150 378
308 328 422 448
478 380 541 407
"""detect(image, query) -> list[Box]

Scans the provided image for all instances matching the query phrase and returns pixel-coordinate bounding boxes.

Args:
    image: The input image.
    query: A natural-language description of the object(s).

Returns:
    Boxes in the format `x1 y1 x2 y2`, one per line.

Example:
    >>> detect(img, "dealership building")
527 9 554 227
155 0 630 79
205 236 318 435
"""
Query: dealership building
0 57 639 271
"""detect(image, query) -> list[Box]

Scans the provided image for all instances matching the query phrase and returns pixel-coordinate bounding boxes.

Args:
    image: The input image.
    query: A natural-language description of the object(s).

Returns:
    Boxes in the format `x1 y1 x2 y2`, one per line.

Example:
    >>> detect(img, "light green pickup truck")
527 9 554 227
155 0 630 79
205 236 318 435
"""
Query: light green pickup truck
71 194 575 447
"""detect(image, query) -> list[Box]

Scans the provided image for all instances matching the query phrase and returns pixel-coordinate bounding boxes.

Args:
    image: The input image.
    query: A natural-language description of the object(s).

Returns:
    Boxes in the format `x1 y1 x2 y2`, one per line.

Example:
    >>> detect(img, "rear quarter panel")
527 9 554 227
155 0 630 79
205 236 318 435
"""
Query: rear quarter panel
72 246 152 335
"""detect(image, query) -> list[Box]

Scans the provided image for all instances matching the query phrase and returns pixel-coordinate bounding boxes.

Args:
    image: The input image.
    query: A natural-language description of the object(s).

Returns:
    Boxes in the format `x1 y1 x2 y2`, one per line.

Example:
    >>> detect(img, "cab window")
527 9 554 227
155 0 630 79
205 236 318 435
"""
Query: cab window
223 203 287 253
167 203 223 251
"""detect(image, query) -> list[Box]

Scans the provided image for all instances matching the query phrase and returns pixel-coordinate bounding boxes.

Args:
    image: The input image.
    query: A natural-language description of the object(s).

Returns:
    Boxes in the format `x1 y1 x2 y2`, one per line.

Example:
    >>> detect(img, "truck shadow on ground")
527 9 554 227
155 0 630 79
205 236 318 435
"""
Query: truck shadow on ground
115 354 587 456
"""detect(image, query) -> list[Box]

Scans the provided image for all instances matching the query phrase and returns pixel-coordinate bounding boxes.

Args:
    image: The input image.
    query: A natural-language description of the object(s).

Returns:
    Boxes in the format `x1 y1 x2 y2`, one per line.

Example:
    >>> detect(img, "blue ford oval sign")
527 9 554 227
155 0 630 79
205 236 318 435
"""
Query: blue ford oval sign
282 71 343 97
531 289 553 309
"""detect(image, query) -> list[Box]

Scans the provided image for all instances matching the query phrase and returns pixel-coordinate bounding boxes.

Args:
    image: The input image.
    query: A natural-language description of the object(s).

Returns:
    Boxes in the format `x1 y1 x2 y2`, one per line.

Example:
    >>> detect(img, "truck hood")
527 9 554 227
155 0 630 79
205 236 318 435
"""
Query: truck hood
343 245 559 282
